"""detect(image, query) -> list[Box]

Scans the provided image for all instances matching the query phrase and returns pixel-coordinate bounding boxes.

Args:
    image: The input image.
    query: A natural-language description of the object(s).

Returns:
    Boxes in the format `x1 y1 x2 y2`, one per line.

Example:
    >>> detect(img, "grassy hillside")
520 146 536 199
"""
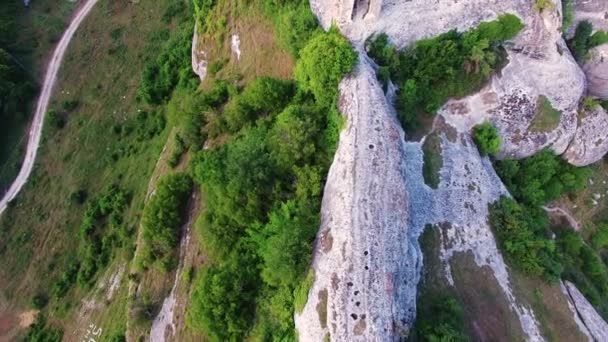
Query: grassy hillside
0 0 77 195
0 0 193 339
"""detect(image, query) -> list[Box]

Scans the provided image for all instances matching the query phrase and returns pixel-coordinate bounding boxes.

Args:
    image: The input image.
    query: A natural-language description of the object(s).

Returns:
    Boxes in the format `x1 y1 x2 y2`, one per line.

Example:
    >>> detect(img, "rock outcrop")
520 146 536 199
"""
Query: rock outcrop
191 23 207 82
584 44 608 100
563 105 608 166
563 281 608 341
296 0 608 341
295 58 417 341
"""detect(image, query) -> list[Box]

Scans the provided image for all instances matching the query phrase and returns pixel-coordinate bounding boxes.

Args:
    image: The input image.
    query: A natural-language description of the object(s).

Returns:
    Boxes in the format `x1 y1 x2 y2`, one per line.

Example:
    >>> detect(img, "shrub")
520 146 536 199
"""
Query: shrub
24 315 62 342
367 15 523 131
32 293 49 309
295 27 358 108
535 0 554 12
473 122 501 155
567 24 608 65
47 111 65 129
562 0 574 31
489 197 559 279
139 173 192 269
494 149 589 207
592 225 608 250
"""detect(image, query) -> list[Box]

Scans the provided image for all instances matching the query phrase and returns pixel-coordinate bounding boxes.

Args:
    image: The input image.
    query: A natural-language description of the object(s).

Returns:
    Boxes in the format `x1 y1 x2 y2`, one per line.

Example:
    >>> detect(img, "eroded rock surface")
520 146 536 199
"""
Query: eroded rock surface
295 58 417 341
564 105 608 165
563 281 608 341
191 23 207 82
296 0 607 341
584 44 608 100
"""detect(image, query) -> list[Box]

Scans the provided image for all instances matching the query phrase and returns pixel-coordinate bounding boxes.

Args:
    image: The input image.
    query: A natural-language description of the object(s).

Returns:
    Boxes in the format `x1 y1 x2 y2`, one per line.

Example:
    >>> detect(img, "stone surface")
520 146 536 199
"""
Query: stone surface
564 281 608 341
295 58 416 341
584 44 608 100
564 105 608 165
191 23 207 82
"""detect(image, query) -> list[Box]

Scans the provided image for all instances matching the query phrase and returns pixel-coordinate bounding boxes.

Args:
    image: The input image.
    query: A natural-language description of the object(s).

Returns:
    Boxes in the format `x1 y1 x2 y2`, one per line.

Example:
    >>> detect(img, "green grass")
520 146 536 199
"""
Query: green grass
294 270 314 313
529 95 561 132
0 0 77 195
0 0 191 337
422 133 443 189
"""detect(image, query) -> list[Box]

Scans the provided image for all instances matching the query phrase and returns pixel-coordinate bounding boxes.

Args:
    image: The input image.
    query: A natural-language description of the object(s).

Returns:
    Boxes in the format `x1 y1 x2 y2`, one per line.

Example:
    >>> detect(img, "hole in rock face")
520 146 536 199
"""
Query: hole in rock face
364 251 369 256
347 282 353 287
351 313 358 320
369 144 374 149
364 266 369 270
354 290 359 295
356 301 361 306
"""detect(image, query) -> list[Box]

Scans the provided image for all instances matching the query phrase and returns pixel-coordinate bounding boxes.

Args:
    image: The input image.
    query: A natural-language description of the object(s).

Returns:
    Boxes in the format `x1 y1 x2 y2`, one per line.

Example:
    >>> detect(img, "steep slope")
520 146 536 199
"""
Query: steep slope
297 0 608 340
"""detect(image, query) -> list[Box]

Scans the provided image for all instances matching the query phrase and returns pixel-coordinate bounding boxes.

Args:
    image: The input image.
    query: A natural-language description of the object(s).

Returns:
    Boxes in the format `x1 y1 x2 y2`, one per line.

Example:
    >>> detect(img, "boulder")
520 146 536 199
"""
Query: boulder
564 105 608 166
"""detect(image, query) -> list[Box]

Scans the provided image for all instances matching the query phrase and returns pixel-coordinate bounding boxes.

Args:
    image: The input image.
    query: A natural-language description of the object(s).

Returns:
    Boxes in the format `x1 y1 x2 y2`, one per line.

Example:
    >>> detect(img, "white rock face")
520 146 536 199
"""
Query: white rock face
564 105 608 165
191 23 207 82
295 58 417 341
584 45 608 99
295 1 606 341
566 0 608 37
563 281 608 341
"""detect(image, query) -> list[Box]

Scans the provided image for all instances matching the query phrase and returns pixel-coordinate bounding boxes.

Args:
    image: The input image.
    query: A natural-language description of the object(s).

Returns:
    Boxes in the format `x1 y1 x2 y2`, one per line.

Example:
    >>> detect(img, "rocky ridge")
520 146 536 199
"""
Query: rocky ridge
296 0 608 340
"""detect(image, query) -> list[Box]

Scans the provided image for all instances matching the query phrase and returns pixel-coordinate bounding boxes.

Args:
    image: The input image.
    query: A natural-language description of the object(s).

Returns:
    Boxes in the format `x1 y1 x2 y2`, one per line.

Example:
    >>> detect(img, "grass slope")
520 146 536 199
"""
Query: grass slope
0 0 191 338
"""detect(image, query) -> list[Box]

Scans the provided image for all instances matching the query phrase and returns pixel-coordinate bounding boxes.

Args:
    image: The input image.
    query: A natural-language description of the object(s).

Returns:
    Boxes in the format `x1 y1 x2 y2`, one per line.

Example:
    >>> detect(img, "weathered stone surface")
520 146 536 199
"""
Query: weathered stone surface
294 1 605 341
584 44 608 99
295 58 417 341
191 23 207 82
563 281 608 341
564 105 608 165
566 0 608 38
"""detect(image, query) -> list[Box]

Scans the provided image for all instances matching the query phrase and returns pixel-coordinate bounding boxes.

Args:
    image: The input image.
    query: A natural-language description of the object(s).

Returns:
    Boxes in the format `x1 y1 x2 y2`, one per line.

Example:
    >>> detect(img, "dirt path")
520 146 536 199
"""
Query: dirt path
0 0 99 215
543 205 582 231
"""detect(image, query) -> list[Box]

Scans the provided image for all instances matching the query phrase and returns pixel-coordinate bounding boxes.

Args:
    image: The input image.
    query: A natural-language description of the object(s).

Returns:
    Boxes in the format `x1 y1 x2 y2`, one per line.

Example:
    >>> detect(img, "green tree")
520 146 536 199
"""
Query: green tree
472 122 501 155
295 27 357 108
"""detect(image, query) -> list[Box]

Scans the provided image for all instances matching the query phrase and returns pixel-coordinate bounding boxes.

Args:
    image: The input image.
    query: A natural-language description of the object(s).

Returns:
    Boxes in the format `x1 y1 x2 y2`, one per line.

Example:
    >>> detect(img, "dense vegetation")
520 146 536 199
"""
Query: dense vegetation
490 150 608 316
568 20 608 61
366 14 523 133
23 314 62 342
489 196 561 280
76 186 130 287
138 173 193 271
187 22 356 340
138 28 199 105
494 150 588 208
472 122 501 155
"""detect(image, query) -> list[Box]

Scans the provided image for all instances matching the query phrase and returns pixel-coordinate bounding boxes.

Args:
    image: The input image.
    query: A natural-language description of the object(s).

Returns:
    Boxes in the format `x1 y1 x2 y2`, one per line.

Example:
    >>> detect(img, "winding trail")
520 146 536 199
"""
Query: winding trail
0 0 99 215
543 205 581 231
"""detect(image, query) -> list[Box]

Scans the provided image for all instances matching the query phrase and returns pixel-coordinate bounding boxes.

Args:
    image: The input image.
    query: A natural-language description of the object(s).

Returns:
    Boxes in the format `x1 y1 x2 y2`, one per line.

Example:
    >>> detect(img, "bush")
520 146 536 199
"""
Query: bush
139 173 192 269
489 197 560 280
138 28 197 104
566 21 608 61
32 293 49 309
535 0 554 12
473 122 501 155
494 149 589 207
295 27 357 108
47 111 66 129
188 249 258 342
367 14 523 131
562 0 574 31
24 315 62 342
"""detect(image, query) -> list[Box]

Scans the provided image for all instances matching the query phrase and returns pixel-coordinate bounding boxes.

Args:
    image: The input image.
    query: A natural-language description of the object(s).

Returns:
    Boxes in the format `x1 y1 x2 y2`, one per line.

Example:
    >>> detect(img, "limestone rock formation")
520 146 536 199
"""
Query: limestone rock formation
191 23 207 82
563 281 608 341
564 105 608 166
295 58 417 341
584 44 608 99
289 0 608 340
